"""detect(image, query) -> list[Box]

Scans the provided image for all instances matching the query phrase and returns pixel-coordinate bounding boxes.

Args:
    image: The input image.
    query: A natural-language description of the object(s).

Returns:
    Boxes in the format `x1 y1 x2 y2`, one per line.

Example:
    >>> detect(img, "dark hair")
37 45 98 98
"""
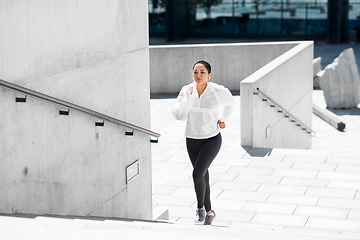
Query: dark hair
193 60 211 74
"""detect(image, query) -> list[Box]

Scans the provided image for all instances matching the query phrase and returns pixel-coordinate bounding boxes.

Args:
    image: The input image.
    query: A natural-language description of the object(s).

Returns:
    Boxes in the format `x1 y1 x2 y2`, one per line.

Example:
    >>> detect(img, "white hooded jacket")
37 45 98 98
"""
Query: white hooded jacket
172 82 235 139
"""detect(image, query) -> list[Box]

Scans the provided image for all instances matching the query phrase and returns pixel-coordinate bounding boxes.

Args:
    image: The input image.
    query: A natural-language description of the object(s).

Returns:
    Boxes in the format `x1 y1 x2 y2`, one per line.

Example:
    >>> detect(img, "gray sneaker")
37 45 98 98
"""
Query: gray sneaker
195 207 205 223
203 210 216 225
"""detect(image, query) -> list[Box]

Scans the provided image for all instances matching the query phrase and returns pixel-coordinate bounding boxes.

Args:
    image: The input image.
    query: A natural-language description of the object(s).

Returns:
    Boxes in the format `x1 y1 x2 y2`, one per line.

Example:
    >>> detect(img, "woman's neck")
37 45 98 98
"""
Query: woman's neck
196 82 208 97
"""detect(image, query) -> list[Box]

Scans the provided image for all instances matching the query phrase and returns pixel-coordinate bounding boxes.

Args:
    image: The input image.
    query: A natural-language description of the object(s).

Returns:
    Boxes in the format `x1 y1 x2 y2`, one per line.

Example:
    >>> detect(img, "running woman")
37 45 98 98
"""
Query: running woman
172 60 235 225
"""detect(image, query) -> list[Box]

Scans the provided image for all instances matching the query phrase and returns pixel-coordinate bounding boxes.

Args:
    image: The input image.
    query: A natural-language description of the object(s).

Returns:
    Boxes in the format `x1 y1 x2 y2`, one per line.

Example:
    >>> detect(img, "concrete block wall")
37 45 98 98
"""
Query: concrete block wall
0 0 153 220
149 42 298 94
241 41 314 149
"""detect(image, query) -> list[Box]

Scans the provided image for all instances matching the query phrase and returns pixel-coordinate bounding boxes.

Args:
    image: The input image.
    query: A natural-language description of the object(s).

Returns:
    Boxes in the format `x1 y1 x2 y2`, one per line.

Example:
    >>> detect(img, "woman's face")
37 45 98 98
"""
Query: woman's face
193 63 211 87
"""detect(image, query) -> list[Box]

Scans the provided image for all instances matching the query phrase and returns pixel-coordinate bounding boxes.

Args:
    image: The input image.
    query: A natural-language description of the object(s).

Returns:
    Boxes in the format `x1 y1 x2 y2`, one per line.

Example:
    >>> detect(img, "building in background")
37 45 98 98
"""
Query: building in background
149 0 359 43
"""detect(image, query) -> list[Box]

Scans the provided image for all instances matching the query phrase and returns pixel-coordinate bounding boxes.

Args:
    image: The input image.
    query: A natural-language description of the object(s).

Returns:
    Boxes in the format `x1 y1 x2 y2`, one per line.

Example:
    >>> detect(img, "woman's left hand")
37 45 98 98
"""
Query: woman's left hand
217 120 226 129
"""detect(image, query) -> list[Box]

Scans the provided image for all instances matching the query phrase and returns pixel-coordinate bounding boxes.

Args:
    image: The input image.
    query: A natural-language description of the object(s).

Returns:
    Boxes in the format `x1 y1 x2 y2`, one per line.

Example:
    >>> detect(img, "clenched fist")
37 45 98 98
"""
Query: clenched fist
217 120 226 129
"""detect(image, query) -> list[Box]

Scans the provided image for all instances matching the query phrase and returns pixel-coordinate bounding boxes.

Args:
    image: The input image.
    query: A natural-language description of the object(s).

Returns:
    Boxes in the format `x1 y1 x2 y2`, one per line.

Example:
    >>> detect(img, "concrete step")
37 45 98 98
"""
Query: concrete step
0 214 358 240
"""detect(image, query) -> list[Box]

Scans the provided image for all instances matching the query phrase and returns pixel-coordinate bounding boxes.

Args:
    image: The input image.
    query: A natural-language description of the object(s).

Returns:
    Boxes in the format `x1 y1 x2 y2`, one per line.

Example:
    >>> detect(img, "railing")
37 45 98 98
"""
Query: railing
254 88 316 136
0 79 161 140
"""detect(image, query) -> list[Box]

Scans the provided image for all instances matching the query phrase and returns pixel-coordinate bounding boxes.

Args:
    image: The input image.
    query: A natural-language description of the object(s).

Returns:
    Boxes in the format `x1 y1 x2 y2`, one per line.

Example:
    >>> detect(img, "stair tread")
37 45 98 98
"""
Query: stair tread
0 215 358 240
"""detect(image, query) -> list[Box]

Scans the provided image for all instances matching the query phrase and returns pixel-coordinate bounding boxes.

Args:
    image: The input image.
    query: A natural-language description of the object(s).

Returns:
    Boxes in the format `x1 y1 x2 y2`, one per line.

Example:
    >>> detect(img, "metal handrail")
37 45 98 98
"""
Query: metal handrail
255 88 316 135
0 79 161 138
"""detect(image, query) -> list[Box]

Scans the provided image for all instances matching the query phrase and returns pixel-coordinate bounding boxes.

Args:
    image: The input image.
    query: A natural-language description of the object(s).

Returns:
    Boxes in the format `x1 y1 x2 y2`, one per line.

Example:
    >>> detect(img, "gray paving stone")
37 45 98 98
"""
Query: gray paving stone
215 158 252 167
214 209 255 223
251 212 308 227
267 194 319 206
306 217 360 232
217 190 270 202
209 171 239 181
152 175 173 185
327 180 360 190
317 171 360 181
229 221 285 231
282 226 342 238
291 162 337 172
282 155 327 164
317 197 360 210
257 184 308 195
152 185 177 195
152 152 171 161
227 165 274 175
248 159 293 169
340 231 360 239
152 194 196 207
165 155 190 163
208 163 232 173
210 198 247 211
348 209 360 221
271 169 319 178
217 151 247 159
212 180 260 192
165 177 193 188
336 165 360 174
279 177 329 188
326 157 360 166
306 187 357 199
152 161 190 170
233 173 283 185
242 201 297 215
169 187 196 197
294 205 349 219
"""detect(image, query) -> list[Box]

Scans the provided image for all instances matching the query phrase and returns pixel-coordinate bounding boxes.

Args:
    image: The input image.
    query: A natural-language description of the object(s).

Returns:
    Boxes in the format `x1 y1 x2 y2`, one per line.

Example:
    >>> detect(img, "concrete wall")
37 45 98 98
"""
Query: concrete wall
149 42 298 94
241 41 314 149
0 0 152 220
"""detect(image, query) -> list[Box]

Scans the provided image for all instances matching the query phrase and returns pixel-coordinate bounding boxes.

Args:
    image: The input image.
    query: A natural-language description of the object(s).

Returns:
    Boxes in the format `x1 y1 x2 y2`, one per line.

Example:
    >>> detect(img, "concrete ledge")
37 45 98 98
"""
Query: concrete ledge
149 42 298 93
313 103 346 131
241 41 314 149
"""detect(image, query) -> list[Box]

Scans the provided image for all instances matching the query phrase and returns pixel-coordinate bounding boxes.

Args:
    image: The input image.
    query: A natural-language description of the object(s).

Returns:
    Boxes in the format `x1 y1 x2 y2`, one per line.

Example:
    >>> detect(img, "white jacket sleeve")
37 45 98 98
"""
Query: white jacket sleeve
216 85 235 123
172 87 193 121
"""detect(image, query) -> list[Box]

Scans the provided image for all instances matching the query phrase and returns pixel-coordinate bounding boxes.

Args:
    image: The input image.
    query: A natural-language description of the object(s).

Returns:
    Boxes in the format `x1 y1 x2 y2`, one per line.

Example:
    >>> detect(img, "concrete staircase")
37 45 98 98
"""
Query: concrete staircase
0 211 358 240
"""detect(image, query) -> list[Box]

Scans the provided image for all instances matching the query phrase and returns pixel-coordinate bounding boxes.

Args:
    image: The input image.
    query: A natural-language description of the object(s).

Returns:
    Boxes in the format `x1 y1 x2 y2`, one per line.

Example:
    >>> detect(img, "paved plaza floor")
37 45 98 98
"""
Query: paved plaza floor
150 41 360 239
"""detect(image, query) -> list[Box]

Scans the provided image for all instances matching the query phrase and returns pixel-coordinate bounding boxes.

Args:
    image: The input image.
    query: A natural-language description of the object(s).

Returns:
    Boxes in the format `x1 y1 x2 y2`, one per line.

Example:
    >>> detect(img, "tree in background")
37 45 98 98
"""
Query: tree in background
152 0 165 10
150 0 166 29
197 0 223 18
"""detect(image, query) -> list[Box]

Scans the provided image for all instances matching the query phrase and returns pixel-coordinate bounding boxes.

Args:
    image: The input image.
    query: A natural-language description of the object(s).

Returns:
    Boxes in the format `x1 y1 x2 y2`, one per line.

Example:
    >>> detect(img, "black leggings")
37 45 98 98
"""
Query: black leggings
186 133 222 212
